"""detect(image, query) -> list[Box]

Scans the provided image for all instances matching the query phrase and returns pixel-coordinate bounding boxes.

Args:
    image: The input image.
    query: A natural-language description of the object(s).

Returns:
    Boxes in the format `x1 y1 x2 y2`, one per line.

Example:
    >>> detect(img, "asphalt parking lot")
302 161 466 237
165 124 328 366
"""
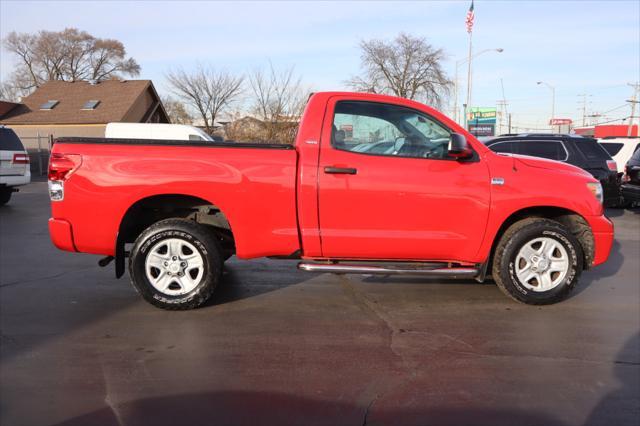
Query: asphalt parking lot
1 181 639 426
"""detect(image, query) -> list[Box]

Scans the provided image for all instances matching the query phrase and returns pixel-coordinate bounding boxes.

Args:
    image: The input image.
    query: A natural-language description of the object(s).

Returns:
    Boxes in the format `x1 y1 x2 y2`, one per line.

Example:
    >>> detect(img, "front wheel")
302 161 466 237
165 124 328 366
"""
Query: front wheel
129 219 222 310
492 218 583 305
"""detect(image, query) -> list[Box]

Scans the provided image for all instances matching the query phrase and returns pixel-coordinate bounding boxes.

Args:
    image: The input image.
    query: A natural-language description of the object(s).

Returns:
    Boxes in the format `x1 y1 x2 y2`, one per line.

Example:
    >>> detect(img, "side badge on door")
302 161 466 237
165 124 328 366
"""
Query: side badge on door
491 177 505 186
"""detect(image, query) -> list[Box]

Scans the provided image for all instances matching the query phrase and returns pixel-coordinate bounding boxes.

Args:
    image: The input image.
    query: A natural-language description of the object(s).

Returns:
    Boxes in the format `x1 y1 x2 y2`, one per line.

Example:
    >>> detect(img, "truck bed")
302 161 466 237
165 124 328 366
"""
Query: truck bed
50 138 300 258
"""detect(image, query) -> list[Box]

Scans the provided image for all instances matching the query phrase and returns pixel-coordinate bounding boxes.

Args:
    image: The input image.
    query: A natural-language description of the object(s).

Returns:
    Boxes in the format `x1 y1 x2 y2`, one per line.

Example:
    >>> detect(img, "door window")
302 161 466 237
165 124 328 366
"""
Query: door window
519 141 568 161
488 141 515 154
332 101 452 159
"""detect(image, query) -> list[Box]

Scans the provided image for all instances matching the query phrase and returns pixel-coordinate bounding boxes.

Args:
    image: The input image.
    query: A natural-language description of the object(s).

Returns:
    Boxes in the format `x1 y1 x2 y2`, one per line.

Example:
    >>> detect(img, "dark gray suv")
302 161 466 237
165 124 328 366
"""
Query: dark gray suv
484 134 622 207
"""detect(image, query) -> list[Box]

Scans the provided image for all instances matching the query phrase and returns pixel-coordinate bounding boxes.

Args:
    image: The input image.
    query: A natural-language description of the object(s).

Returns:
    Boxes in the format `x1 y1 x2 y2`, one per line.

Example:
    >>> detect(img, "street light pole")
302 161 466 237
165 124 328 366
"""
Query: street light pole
453 48 503 125
537 81 556 131
464 32 473 131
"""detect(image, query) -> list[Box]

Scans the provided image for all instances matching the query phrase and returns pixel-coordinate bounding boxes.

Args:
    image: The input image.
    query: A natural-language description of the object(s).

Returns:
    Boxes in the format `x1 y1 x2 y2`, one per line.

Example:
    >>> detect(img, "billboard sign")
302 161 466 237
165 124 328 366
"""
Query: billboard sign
468 124 495 137
467 107 497 136
550 118 572 125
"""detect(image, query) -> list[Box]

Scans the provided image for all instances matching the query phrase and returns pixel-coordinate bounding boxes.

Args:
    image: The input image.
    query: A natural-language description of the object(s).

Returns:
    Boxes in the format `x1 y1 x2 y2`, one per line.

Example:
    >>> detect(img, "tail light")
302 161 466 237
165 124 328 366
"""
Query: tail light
48 153 82 201
12 153 30 164
606 160 617 172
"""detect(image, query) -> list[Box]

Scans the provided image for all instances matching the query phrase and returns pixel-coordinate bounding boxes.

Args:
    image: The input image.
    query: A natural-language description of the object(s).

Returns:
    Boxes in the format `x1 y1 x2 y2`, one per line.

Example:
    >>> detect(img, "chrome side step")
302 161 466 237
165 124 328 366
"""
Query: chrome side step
298 262 478 278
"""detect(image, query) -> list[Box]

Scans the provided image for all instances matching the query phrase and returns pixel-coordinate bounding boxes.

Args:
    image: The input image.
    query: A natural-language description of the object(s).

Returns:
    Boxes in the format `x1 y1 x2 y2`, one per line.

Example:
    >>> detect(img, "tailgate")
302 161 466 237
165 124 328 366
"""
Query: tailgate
0 150 28 176
0 128 28 176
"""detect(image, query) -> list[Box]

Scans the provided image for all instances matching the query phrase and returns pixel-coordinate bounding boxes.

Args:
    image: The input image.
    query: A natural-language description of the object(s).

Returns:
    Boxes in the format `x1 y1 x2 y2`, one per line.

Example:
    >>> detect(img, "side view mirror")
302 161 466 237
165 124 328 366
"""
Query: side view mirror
448 133 473 159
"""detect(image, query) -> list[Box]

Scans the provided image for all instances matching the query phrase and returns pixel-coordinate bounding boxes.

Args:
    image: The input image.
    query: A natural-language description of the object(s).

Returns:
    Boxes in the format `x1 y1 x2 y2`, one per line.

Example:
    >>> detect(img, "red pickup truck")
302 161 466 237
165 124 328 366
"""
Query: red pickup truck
48 92 614 309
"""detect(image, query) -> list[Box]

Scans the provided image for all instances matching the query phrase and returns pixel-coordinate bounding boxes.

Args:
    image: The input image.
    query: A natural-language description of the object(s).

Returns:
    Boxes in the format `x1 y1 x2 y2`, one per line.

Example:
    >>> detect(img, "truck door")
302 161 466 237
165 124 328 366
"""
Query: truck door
317 98 491 262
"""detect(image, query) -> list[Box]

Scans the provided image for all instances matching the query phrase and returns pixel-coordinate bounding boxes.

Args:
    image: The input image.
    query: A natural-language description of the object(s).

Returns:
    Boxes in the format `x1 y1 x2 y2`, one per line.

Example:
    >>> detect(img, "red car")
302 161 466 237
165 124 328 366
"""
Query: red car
48 92 614 309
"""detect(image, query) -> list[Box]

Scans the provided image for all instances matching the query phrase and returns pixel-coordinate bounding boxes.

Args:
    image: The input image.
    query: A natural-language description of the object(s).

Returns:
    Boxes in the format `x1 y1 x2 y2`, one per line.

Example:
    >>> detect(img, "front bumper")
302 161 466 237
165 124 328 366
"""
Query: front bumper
586 214 614 267
48 218 77 252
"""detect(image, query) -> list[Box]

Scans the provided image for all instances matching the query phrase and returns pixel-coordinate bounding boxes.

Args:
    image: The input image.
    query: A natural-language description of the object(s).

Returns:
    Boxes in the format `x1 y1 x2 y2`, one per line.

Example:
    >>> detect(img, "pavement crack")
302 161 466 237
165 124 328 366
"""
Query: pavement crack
339 276 421 425
338 275 405 364
361 394 378 426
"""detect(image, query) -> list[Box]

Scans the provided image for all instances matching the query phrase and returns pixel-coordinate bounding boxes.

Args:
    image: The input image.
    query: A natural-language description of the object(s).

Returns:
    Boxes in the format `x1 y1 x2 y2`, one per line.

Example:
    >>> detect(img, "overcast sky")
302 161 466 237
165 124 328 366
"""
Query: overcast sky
1 0 638 129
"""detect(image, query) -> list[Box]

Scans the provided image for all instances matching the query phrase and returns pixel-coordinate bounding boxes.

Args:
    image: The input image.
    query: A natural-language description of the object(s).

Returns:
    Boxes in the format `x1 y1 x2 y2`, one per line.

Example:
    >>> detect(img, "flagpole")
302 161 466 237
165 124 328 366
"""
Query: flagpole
464 30 473 131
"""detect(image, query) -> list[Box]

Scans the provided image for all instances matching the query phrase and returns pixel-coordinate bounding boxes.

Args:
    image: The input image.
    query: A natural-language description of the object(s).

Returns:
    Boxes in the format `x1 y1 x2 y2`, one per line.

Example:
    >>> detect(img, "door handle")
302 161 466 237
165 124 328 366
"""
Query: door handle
324 166 357 175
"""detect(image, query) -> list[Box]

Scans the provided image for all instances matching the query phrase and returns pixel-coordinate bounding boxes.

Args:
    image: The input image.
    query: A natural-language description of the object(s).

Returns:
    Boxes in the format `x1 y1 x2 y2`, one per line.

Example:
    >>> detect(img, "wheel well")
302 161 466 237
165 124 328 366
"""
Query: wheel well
488 206 595 273
115 194 235 277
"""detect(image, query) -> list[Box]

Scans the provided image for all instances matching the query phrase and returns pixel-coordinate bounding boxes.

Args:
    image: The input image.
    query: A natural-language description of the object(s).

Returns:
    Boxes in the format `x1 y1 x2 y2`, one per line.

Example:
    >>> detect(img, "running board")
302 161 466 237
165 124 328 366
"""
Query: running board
298 262 478 278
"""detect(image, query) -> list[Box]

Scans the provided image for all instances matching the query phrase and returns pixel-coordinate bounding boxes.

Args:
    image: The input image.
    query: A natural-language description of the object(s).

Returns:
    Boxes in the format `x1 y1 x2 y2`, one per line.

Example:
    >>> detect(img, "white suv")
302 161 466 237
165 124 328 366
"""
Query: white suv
0 126 31 206
598 137 640 171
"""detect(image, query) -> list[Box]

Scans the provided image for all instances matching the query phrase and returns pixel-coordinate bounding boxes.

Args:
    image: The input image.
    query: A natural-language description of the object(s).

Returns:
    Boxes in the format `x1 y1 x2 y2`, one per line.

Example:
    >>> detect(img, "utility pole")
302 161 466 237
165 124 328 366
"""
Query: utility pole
496 78 508 136
508 113 512 134
627 82 640 137
577 93 591 127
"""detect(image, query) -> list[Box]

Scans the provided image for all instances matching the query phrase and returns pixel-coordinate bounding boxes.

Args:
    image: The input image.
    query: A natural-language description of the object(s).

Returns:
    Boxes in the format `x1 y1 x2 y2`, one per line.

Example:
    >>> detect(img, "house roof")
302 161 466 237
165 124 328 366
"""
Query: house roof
0 80 167 125
0 101 20 117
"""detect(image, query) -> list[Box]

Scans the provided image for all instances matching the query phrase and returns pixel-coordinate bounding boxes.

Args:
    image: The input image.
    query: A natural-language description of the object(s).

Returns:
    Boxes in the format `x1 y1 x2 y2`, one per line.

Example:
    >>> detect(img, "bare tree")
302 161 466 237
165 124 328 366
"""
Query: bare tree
166 66 244 134
348 33 451 107
3 28 140 93
248 63 307 143
161 96 193 125
0 80 25 102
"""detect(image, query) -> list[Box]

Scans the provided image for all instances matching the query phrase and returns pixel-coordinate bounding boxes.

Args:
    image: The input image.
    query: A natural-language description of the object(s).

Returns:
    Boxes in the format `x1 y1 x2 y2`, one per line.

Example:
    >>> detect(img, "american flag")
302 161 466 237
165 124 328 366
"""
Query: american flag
466 0 475 33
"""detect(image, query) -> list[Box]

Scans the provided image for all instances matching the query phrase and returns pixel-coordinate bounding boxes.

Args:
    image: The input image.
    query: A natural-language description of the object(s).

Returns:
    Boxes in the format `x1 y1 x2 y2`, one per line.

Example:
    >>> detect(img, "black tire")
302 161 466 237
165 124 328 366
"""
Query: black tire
0 187 12 206
492 218 583 305
129 219 222 310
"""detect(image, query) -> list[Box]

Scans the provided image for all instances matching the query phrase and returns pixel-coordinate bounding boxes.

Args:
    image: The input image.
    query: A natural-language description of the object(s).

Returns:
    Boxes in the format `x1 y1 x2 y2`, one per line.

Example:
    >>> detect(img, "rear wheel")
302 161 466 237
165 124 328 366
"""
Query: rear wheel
0 187 12 206
492 218 583 305
129 219 222 310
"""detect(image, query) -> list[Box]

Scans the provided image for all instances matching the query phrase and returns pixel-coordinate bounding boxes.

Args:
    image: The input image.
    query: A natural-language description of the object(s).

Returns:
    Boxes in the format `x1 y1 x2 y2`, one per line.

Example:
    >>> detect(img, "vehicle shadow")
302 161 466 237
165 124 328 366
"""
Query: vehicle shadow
207 258 318 307
607 206 640 217
605 207 626 218
47 389 570 426
571 239 624 298
360 275 480 286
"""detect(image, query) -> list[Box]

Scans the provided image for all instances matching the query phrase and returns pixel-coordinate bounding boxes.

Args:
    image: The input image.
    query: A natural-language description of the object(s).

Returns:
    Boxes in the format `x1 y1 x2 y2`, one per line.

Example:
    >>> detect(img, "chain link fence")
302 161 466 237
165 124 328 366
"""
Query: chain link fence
20 133 53 176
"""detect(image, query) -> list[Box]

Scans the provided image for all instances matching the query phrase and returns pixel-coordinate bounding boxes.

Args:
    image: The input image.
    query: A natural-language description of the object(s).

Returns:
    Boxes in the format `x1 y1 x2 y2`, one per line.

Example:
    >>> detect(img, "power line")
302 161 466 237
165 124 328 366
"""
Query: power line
590 115 633 125
600 104 628 115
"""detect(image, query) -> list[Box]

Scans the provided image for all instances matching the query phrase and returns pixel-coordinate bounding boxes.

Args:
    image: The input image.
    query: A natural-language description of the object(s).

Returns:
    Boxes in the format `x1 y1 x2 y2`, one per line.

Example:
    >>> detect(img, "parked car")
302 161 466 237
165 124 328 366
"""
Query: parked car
48 92 613 309
621 148 640 205
598 137 640 169
485 134 622 207
0 126 31 206
105 123 214 142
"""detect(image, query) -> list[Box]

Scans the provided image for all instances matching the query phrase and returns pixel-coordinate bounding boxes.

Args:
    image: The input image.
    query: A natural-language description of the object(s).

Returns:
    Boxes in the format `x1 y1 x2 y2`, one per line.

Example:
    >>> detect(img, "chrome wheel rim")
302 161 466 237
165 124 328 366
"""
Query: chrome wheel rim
145 238 204 296
515 237 569 292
